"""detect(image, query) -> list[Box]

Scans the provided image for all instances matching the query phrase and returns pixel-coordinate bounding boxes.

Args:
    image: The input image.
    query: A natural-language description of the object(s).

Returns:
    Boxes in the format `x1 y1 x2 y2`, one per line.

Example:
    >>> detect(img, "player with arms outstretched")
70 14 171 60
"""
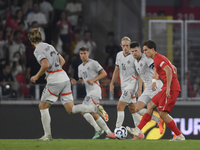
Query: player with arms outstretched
71 46 112 139
126 40 185 141
28 28 104 141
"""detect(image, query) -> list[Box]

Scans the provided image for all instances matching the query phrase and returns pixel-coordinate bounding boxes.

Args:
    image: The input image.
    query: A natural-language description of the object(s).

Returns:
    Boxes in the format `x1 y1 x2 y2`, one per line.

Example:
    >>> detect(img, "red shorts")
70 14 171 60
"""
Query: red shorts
151 87 180 113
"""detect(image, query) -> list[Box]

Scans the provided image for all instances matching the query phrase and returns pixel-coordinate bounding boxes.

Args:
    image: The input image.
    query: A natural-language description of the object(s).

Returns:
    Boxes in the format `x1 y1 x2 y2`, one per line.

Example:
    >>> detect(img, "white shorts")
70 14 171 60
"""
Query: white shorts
41 80 73 105
82 95 100 106
138 80 163 105
120 80 138 104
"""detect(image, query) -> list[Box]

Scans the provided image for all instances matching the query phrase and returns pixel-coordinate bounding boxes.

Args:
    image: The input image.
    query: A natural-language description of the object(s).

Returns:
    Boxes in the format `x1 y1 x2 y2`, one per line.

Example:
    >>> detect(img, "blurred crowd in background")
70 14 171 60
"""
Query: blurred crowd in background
0 0 122 99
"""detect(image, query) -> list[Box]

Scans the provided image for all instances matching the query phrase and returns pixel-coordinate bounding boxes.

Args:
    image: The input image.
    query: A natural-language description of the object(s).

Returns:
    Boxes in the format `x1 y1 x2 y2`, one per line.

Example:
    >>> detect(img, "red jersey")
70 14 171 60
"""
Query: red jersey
154 53 181 92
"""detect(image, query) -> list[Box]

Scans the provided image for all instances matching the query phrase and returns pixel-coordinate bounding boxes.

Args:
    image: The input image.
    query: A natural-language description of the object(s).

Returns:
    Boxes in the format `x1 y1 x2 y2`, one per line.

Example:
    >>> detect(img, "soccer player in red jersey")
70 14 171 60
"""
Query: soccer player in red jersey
126 40 185 141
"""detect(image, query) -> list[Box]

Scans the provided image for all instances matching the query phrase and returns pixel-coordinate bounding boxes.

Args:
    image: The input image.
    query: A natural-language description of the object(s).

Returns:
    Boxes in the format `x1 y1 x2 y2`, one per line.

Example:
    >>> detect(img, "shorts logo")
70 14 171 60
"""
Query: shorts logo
122 90 128 98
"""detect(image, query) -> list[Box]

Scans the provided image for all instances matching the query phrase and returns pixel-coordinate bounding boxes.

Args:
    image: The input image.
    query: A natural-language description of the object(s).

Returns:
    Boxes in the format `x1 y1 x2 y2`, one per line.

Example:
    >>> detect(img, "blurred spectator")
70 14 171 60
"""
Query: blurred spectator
74 15 88 39
56 11 73 54
0 0 10 21
29 21 45 41
104 31 121 63
39 0 54 25
26 2 47 30
11 51 25 77
0 29 8 59
8 30 26 64
52 27 63 55
39 0 54 43
15 9 28 31
69 29 81 57
65 0 83 30
104 56 115 80
71 55 81 80
18 21 26 42
62 53 72 77
10 0 20 16
0 63 16 98
21 0 33 16
11 51 29 98
185 71 194 97
74 30 96 59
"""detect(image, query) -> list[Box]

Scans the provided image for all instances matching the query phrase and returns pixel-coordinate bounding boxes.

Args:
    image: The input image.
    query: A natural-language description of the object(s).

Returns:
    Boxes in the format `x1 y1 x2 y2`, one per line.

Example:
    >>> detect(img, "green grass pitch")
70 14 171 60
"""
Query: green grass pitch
0 139 199 150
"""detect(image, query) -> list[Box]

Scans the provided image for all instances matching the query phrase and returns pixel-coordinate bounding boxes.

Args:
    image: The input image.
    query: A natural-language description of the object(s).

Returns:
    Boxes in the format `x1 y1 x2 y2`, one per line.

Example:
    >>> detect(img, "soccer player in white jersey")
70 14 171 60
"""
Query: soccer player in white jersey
106 36 144 139
126 41 164 135
28 28 104 141
71 46 112 139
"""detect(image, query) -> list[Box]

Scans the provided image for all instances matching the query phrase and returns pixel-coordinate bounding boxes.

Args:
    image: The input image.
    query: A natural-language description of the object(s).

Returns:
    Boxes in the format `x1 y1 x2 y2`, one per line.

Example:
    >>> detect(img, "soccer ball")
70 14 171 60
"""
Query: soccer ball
114 126 128 139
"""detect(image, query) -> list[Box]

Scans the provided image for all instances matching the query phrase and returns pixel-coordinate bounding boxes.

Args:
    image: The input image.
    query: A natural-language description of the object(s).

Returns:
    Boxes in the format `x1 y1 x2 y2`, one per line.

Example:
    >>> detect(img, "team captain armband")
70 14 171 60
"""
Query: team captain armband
149 63 154 69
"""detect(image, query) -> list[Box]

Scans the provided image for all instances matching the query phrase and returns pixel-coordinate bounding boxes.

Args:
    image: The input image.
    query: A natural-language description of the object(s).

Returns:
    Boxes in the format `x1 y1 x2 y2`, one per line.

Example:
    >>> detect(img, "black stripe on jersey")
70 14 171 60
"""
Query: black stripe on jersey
40 58 46 63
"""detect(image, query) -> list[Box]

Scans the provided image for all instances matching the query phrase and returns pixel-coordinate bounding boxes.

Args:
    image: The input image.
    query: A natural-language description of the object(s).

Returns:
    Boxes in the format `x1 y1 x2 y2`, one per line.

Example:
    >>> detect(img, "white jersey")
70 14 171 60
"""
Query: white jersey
134 53 161 90
78 59 103 98
116 51 138 91
34 42 69 84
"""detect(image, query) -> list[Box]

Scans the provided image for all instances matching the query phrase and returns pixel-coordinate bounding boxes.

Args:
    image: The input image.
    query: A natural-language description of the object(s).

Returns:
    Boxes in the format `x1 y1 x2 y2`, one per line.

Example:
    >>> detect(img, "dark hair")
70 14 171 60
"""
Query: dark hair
14 30 22 36
74 30 80 34
84 30 91 35
143 40 156 51
130 41 140 48
79 46 89 52
107 31 114 36
12 52 23 70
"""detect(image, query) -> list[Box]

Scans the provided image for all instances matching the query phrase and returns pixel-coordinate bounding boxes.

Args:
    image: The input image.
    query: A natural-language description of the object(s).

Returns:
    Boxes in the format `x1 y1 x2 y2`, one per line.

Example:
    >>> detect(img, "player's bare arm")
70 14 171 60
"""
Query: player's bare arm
110 65 119 94
58 54 65 67
137 75 143 97
86 69 107 85
71 78 84 85
173 65 177 76
152 67 159 91
163 65 172 98
30 59 49 83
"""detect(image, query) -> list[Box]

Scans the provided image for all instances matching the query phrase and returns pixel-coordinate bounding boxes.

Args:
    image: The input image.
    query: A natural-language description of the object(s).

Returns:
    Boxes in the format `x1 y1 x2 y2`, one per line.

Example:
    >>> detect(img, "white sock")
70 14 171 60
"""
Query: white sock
116 111 124 128
132 113 142 134
138 108 160 123
132 113 141 127
96 117 112 135
40 109 51 136
83 113 101 131
72 104 95 114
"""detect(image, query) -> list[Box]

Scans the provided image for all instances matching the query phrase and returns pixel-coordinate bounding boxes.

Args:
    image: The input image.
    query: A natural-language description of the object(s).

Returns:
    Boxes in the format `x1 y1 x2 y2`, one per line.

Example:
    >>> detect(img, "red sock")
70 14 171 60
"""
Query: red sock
166 120 181 136
137 113 151 130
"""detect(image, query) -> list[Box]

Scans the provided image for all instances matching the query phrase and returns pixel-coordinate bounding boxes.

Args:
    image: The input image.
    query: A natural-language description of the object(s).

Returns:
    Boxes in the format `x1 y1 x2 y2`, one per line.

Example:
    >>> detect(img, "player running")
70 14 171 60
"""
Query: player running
126 40 185 141
71 46 112 139
106 36 144 139
129 41 164 135
28 28 105 141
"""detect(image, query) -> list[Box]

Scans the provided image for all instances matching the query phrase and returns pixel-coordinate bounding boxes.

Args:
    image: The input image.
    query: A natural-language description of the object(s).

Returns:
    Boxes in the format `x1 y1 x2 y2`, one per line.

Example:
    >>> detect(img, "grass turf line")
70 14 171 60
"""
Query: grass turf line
0 139 199 150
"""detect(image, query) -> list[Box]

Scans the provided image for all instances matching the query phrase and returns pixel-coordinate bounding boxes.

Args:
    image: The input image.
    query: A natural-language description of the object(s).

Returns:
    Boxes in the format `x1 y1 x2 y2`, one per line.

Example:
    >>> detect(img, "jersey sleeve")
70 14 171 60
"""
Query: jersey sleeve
115 53 119 66
93 60 103 72
156 55 168 70
34 50 46 63
145 57 154 69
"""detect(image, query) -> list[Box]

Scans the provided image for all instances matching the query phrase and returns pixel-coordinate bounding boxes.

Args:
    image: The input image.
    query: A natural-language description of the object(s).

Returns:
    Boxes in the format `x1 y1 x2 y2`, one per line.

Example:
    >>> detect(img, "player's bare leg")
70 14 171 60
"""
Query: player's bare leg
136 101 164 134
159 111 185 141
38 101 52 141
128 103 144 139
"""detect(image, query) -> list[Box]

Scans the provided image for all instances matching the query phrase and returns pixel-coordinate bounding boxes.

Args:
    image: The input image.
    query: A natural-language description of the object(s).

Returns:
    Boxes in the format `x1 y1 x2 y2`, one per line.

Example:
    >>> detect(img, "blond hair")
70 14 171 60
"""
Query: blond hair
121 36 131 44
28 28 42 43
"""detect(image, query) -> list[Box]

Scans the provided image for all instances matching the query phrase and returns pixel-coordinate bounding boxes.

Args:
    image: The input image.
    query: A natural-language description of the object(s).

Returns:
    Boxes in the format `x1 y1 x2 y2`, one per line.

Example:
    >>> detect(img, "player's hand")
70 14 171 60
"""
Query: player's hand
152 82 157 91
166 88 171 98
137 90 142 97
71 78 77 85
87 79 94 85
44 76 47 80
110 84 114 94
30 75 38 83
